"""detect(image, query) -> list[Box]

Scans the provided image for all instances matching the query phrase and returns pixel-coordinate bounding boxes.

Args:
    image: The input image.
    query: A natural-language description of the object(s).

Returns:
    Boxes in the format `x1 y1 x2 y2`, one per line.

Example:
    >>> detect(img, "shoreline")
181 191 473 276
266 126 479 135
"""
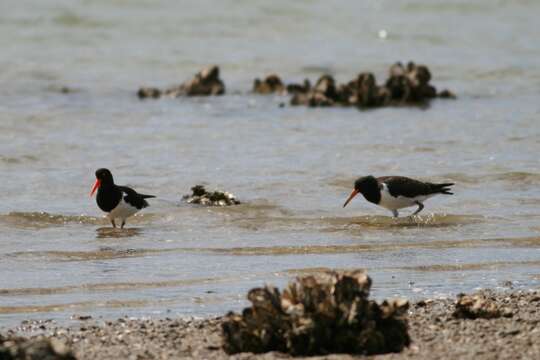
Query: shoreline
2 288 539 359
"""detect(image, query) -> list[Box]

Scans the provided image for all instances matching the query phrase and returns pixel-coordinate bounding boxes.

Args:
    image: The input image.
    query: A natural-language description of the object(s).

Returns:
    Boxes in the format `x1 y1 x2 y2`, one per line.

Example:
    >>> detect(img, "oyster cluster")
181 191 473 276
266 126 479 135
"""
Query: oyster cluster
222 270 410 356
0 335 75 360
138 65 225 99
253 74 311 95
453 293 513 319
182 185 240 206
138 61 455 108
254 62 455 108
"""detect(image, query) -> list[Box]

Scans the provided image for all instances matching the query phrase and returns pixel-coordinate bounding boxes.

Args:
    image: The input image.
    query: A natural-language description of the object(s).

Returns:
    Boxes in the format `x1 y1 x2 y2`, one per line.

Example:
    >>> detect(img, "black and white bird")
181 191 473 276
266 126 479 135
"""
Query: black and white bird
342 175 454 217
90 168 155 228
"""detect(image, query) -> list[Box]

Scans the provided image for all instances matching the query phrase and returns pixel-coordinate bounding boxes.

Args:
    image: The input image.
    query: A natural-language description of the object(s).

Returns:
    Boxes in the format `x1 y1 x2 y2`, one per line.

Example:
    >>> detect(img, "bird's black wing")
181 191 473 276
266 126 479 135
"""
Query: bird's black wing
378 176 435 198
118 186 155 209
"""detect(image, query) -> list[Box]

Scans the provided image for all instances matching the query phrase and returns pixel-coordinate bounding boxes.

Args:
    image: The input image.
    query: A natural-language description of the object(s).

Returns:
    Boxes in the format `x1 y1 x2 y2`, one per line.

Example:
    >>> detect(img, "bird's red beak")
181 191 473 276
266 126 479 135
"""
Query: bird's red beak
90 179 101 197
343 189 359 208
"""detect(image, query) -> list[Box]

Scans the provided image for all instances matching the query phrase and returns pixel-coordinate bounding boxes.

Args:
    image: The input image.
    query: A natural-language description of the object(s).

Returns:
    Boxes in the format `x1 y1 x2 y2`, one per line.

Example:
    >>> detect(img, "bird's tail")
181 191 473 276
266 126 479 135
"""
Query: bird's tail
433 183 454 195
140 194 156 199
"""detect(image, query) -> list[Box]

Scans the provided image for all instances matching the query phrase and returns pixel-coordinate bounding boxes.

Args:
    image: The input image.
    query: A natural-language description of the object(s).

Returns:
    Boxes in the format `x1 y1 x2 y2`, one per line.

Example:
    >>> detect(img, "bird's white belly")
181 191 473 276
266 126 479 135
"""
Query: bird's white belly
107 198 139 220
378 186 432 210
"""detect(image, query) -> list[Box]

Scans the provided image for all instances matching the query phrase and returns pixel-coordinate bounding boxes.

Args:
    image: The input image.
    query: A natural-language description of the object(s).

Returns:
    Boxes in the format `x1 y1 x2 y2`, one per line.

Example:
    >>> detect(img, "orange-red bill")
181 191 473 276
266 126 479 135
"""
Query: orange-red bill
343 189 359 208
90 179 101 197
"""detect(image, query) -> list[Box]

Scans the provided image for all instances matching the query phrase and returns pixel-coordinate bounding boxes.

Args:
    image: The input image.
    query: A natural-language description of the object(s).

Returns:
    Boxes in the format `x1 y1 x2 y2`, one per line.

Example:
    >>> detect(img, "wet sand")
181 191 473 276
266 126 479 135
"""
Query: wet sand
3 289 539 359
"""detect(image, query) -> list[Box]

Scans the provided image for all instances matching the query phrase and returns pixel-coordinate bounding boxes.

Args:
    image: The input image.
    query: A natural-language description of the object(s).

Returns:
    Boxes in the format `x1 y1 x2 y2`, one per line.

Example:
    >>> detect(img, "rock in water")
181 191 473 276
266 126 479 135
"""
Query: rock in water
138 66 226 99
385 61 437 103
286 79 311 95
438 89 457 99
222 270 410 356
253 74 286 94
0 335 75 360
291 74 339 107
165 66 225 97
182 185 240 206
253 75 311 96
137 87 162 99
341 72 391 107
289 61 453 109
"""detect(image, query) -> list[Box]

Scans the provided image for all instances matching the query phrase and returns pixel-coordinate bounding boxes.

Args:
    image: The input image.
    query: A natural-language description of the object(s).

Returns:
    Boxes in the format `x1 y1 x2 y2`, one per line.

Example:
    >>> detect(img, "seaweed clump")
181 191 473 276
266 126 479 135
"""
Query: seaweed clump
138 66 225 99
0 335 75 360
222 270 410 356
183 185 240 206
453 293 513 319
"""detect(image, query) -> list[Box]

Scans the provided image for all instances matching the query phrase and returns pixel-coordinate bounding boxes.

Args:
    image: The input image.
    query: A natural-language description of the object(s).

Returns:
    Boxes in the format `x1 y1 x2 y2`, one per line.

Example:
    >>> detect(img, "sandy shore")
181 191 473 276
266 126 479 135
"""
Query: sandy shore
2 289 540 359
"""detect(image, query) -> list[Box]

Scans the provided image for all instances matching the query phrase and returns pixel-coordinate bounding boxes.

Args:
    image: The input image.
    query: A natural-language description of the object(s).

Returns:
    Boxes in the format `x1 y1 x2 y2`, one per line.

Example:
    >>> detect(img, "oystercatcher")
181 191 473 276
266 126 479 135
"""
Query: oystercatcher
90 168 155 228
342 175 454 217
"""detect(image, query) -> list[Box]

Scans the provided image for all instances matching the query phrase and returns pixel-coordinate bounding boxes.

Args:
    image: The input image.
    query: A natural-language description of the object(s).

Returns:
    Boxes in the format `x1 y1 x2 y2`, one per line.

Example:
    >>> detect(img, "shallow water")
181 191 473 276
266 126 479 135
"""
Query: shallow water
1 0 540 327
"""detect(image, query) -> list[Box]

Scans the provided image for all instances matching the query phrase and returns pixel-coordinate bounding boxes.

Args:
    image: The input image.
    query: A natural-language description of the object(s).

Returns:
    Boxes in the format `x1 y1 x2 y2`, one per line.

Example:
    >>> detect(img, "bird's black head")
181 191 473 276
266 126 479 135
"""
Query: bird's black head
343 175 378 207
90 168 114 197
95 168 114 184
354 175 378 193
